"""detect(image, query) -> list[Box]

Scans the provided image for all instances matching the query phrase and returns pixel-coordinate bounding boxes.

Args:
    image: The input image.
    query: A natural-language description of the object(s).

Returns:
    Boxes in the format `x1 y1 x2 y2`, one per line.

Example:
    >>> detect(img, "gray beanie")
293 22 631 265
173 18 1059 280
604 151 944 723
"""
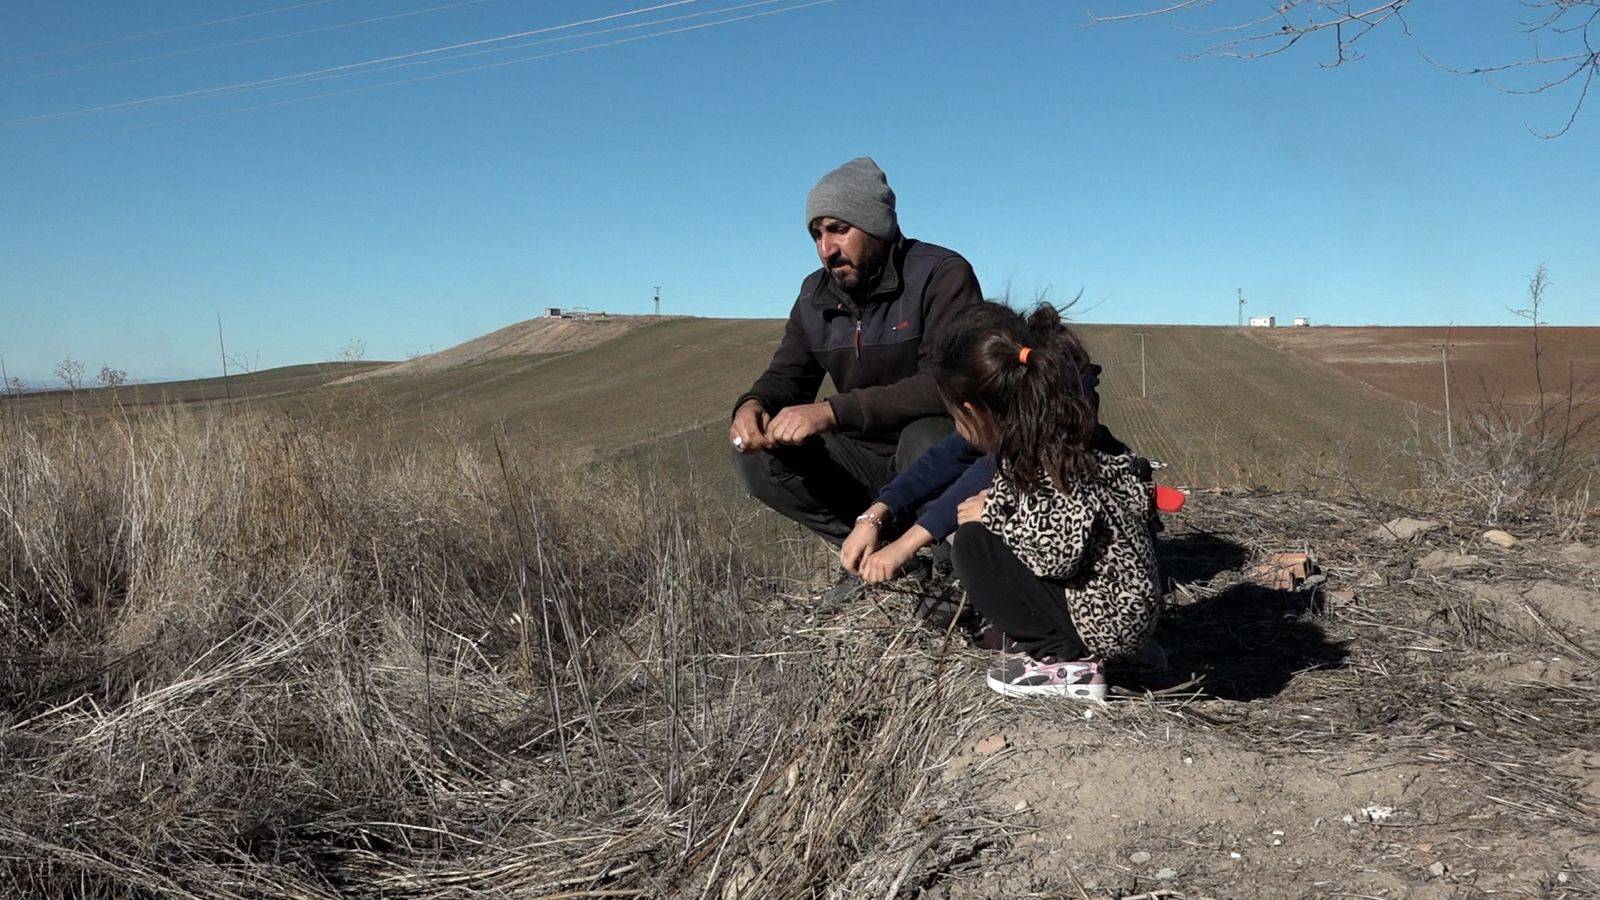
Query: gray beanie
805 157 898 240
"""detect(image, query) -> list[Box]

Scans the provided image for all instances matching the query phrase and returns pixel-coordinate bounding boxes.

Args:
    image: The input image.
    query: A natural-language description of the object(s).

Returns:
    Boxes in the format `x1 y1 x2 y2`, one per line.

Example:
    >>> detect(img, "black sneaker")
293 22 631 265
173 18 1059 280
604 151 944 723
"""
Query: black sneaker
896 559 974 631
815 568 869 609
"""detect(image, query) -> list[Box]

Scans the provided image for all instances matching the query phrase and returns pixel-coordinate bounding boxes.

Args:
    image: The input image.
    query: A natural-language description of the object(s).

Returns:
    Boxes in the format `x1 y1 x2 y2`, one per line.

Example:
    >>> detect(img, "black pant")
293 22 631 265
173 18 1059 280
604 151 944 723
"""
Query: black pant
950 522 1087 660
731 417 953 546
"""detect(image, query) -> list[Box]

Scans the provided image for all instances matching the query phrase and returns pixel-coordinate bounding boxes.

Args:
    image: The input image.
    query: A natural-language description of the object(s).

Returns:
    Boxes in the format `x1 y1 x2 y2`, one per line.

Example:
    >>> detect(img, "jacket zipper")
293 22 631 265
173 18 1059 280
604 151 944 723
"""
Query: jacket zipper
854 318 862 360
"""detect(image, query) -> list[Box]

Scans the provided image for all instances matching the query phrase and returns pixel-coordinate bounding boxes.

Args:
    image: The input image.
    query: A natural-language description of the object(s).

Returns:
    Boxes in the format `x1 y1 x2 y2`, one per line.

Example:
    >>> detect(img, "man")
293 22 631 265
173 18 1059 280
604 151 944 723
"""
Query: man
730 157 983 592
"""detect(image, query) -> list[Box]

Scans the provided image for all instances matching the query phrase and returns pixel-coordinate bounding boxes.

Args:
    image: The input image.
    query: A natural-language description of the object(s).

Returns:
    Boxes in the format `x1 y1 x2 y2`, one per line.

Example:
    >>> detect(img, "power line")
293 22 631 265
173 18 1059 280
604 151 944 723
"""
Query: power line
0 0 339 65
35 0 840 143
4 0 507 87
3 1 698 128
87 0 795 106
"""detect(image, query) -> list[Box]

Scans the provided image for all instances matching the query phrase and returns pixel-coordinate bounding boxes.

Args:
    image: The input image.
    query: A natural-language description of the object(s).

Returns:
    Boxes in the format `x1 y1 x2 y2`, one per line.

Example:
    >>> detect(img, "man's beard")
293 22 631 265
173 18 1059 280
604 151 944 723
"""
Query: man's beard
827 254 881 295
827 267 861 292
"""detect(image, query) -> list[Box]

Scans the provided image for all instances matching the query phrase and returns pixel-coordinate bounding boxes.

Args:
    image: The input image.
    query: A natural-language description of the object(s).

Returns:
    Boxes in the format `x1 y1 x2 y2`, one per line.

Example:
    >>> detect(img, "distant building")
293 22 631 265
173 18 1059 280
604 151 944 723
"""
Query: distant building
1292 317 1311 327
1248 316 1276 328
545 307 563 318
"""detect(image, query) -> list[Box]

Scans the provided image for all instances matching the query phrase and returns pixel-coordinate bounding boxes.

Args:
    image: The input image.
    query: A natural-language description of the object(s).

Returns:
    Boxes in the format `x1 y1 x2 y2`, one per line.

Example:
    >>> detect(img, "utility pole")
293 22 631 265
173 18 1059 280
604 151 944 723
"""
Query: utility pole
1134 331 1149 399
653 286 661 318
1434 327 1454 452
216 313 232 404
1237 288 1246 327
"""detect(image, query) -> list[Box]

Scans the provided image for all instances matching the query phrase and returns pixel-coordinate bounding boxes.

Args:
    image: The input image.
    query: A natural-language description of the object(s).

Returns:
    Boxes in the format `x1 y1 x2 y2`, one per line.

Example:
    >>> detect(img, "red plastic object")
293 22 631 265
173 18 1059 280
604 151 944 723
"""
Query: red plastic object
1155 485 1187 513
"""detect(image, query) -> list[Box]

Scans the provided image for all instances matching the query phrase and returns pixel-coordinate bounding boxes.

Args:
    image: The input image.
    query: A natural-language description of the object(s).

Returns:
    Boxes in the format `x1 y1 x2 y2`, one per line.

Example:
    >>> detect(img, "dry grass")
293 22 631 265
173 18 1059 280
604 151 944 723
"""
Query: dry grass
2 391 1595 897
1409 378 1597 530
1111 490 1598 834
0 406 987 898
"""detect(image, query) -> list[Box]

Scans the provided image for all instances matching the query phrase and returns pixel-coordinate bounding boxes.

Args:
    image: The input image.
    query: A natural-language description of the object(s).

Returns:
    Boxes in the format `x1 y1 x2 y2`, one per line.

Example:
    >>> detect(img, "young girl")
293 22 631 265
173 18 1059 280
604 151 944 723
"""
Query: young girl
935 301 1161 700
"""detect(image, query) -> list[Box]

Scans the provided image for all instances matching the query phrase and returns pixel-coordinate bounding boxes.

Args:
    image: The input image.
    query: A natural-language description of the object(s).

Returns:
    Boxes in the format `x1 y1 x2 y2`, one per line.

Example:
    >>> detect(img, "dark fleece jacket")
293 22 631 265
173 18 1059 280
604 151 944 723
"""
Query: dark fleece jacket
733 237 983 453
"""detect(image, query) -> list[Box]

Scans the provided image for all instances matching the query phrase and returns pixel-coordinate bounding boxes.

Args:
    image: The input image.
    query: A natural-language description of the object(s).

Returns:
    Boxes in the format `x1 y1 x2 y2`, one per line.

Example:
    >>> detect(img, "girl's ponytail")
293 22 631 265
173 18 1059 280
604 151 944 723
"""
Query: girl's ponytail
936 300 1101 492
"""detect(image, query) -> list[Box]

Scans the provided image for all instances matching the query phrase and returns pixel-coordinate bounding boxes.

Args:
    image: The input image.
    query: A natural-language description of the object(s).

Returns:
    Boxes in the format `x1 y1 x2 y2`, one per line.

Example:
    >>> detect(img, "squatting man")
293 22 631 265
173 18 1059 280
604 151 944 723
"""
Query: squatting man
728 157 983 602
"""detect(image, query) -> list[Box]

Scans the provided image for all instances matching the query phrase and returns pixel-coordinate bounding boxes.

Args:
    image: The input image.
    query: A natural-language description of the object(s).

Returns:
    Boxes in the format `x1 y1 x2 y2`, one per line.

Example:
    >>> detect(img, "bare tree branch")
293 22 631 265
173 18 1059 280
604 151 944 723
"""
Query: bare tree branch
1091 0 1599 135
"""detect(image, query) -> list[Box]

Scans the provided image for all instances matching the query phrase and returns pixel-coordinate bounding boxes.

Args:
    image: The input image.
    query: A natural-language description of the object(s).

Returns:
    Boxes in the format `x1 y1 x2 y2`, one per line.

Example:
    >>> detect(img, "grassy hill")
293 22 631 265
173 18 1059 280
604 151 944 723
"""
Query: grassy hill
588 319 1427 492
6 316 1593 897
8 361 387 411
8 317 1436 492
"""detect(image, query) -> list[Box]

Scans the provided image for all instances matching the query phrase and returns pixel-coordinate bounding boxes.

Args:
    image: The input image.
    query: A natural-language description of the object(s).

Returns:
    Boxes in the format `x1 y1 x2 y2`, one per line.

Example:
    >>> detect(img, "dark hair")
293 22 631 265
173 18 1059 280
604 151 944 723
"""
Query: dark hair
934 300 1099 492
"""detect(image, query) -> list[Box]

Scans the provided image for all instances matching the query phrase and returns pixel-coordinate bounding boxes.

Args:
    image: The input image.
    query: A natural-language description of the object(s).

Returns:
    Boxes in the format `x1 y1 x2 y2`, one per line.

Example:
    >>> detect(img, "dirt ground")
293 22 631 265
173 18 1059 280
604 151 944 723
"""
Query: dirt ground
1247 326 1600 414
338 313 664 382
861 491 1598 899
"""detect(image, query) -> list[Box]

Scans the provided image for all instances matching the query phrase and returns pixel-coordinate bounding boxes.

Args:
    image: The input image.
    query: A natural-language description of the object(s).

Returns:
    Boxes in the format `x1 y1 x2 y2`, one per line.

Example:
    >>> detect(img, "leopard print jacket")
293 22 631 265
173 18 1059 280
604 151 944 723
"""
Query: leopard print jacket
980 451 1161 659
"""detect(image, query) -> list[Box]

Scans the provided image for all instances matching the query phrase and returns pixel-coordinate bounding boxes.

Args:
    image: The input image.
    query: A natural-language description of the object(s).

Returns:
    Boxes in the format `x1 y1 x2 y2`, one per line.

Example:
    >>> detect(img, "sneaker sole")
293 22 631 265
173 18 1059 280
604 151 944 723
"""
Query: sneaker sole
985 673 1108 702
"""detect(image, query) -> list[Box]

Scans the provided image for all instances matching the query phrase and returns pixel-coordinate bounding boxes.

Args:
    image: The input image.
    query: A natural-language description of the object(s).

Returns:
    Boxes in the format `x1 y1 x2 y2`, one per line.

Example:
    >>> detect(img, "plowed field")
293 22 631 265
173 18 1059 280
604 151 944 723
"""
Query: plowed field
1246 325 1600 413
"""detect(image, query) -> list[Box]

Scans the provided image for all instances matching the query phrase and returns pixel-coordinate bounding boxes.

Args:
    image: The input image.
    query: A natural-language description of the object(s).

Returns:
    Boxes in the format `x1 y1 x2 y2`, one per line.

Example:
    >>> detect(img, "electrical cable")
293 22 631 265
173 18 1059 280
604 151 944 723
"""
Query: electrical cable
4 1 698 128
118 0 792 103
31 0 838 144
4 0 506 87
0 0 339 64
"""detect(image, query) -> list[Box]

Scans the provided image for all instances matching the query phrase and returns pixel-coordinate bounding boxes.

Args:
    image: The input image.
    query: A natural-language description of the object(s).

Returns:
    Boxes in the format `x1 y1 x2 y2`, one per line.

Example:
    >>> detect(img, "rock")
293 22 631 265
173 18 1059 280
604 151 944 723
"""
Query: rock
1558 543 1599 569
1481 529 1520 549
1428 861 1448 877
1155 868 1178 880
1246 551 1314 590
1013 799 1029 812
1416 550 1484 572
1525 580 1600 632
973 733 1008 755
1371 517 1442 543
1129 850 1152 864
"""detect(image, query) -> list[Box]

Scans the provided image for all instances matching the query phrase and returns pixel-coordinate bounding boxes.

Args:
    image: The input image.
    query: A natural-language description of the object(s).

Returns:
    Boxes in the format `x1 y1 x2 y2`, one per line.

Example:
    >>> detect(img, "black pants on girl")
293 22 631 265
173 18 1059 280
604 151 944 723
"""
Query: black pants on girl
951 522 1088 660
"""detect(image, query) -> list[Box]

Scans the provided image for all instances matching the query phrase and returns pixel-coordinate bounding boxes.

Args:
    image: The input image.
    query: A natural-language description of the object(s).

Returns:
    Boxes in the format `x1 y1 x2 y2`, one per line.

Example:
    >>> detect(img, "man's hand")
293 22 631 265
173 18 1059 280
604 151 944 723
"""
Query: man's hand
839 502 889 575
956 489 990 527
730 399 773 453
766 401 837 446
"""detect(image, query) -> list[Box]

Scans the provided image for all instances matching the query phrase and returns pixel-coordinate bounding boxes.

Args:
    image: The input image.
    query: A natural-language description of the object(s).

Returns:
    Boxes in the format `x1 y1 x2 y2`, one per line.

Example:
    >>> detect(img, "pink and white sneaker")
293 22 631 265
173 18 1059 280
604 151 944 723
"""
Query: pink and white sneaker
986 654 1107 702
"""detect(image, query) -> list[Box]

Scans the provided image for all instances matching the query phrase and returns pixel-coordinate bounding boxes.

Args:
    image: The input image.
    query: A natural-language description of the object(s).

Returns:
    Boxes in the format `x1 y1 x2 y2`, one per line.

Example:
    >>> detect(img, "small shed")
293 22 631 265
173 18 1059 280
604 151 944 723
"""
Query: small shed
1248 316 1276 328
545 307 563 318
1293 317 1311 327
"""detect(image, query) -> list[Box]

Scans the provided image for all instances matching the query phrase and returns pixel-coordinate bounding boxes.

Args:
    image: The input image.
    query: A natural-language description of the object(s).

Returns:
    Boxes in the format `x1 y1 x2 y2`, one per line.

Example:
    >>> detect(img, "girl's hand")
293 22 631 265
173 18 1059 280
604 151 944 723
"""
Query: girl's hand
861 540 917 584
839 521 879 575
956 489 990 526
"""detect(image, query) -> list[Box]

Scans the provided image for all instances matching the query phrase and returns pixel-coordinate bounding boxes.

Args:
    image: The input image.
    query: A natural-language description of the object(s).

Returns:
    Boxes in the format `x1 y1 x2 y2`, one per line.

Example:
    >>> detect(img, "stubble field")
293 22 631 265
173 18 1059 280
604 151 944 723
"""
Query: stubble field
3 314 1594 897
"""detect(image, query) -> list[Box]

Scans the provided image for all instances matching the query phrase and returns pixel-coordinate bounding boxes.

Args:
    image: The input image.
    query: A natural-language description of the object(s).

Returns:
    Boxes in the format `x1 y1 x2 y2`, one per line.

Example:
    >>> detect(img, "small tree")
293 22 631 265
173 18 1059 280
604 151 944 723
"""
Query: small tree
339 340 368 363
1416 263 1596 525
96 365 128 389
1507 263 1549 427
54 358 85 392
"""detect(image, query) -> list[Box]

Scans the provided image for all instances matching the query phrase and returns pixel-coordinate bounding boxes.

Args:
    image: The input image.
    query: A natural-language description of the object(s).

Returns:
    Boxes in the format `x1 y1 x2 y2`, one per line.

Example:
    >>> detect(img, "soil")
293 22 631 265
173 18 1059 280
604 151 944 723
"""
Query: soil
882 493 1599 898
338 314 666 382
1245 325 1600 414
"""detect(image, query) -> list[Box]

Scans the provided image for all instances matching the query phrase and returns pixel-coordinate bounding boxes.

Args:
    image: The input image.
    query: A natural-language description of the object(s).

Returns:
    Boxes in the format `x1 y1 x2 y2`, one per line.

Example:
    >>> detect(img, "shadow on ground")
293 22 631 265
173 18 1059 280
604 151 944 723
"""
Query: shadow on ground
1110 530 1351 702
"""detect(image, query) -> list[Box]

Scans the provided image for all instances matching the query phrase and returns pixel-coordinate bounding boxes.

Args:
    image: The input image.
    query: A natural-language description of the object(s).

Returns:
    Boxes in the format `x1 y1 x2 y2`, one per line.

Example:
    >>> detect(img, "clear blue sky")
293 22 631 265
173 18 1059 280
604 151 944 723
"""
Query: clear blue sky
2 1 1595 383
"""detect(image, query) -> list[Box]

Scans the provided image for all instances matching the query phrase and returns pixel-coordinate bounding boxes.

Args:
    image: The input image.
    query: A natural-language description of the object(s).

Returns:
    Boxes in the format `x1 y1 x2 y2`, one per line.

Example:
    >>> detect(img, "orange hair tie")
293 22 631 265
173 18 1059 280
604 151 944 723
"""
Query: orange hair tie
1018 346 1032 365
